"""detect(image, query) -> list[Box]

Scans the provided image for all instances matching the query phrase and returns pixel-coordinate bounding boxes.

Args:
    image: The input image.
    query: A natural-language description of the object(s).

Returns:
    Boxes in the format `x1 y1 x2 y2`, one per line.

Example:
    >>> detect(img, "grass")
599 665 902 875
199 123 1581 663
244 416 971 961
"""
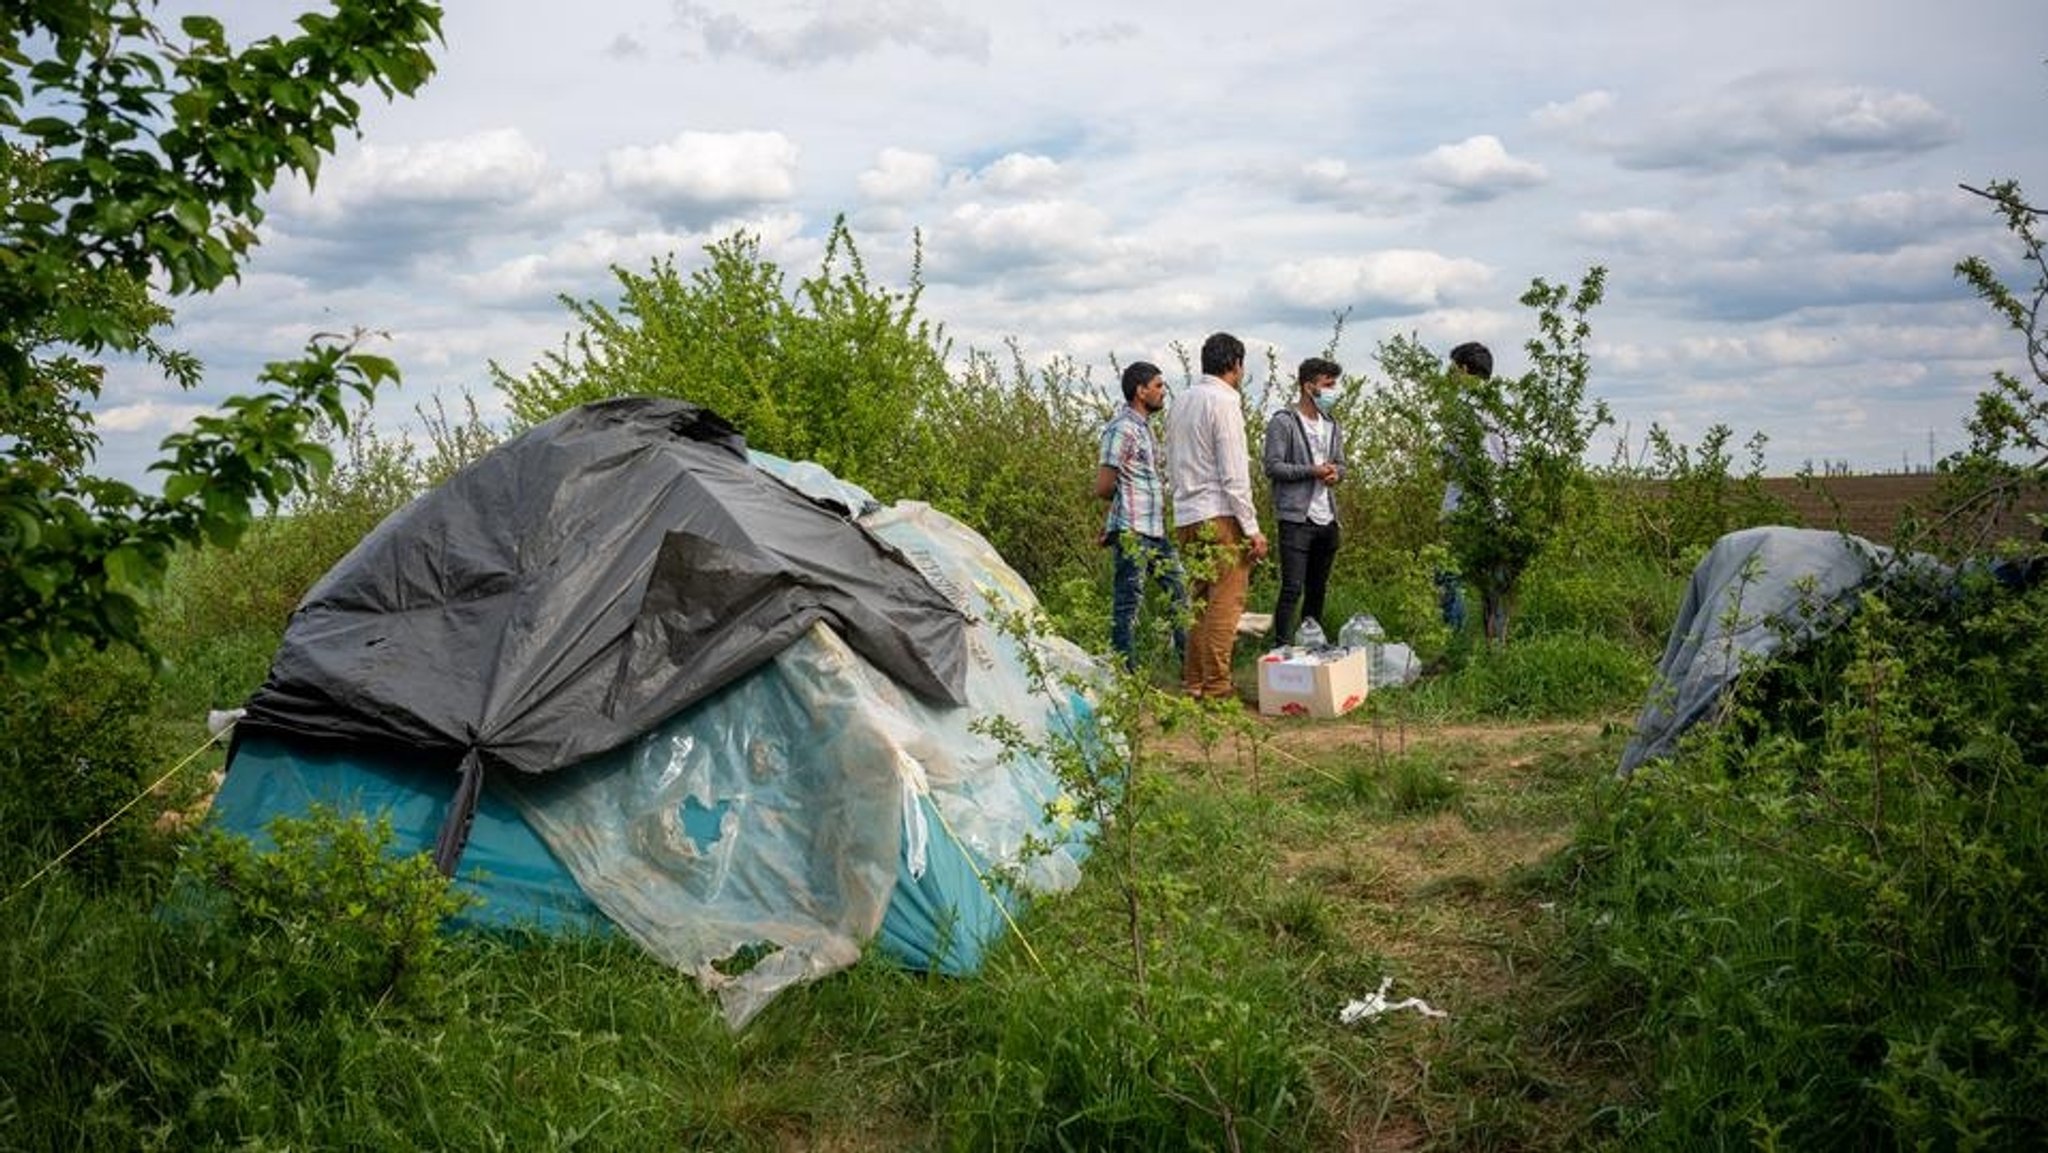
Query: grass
0 707 1642 1151
0 535 1670 1150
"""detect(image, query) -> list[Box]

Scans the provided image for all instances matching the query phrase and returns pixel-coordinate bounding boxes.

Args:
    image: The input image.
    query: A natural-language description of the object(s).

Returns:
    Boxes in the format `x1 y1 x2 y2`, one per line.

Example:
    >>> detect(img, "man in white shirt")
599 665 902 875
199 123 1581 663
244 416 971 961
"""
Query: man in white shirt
1165 332 1269 699
1437 341 1512 641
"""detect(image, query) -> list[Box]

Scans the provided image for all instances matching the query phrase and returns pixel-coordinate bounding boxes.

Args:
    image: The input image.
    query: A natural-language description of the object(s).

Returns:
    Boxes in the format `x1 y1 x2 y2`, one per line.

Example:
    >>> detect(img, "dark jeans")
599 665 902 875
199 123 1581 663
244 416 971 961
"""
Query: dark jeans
1435 568 1467 632
1110 532 1188 671
1271 518 1340 645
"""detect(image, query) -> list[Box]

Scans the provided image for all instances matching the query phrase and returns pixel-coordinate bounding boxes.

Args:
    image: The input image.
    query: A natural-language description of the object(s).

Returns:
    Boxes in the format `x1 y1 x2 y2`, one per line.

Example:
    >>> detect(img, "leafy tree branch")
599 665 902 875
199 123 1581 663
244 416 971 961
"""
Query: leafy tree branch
0 1 443 671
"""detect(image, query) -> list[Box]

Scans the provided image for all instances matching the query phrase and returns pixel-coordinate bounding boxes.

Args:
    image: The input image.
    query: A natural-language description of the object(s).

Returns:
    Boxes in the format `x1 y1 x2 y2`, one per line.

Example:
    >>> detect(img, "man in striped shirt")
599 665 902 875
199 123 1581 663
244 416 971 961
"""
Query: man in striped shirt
1095 361 1187 671
1166 333 1269 700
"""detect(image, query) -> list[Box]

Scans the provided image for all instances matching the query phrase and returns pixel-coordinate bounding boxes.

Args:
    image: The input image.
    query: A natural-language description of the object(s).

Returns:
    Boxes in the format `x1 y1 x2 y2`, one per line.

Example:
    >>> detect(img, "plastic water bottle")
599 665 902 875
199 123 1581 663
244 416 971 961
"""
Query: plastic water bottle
1338 614 1371 651
1340 614 1386 671
1295 617 1327 650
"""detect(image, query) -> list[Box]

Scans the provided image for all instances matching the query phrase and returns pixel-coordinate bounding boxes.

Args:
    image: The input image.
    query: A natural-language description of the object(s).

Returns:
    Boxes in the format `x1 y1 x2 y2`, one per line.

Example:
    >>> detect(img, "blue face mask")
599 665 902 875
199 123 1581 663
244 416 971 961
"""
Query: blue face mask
1311 389 1336 417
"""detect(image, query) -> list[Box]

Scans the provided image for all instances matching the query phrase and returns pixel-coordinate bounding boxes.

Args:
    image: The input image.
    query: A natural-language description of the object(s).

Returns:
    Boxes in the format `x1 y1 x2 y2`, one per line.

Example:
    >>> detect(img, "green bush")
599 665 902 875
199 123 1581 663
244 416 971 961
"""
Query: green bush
1515 542 1680 649
496 221 956 503
920 346 1103 593
189 807 475 1010
1603 423 1792 566
0 876 753 1150
0 648 164 885
1557 579 2048 1150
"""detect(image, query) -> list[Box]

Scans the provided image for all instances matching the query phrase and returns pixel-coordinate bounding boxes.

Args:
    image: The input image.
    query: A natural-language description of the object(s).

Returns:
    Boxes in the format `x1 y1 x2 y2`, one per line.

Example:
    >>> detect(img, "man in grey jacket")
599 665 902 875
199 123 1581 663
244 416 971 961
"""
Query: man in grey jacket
1263 357 1347 646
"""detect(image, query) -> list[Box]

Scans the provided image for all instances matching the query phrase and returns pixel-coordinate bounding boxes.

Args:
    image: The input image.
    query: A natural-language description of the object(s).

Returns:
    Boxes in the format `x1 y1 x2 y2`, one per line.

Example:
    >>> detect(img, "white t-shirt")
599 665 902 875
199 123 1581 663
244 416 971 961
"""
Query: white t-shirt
1301 411 1335 525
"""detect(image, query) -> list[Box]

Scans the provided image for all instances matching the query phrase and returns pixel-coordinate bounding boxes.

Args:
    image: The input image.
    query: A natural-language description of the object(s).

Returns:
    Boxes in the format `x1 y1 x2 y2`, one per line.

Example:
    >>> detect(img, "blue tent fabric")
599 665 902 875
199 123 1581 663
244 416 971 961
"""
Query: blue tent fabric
212 733 1030 974
213 733 609 934
1618 527 1891 777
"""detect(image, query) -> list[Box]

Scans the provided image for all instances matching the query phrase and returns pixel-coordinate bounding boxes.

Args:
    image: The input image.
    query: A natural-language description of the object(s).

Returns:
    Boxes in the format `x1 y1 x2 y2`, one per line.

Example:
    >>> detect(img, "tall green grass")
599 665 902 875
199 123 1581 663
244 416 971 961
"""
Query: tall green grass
1550 577 2048 1149
0 775 1344 1150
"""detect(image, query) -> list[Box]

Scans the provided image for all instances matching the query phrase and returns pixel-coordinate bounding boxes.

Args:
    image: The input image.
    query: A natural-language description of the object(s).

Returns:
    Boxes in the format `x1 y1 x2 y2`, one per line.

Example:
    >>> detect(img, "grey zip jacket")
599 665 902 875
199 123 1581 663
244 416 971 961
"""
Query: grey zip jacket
1262 407 1346 524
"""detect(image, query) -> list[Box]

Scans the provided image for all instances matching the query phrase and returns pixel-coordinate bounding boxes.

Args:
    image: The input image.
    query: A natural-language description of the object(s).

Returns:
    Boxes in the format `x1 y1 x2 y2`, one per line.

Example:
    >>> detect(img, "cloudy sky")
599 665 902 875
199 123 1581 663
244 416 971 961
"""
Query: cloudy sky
100 0 2047 484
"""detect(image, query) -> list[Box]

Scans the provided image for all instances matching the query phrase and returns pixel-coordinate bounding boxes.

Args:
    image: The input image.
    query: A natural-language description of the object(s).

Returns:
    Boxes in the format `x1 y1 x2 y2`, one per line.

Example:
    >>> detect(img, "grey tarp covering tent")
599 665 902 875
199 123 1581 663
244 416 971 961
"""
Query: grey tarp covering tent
1618 527 1889 777
238 397 970 867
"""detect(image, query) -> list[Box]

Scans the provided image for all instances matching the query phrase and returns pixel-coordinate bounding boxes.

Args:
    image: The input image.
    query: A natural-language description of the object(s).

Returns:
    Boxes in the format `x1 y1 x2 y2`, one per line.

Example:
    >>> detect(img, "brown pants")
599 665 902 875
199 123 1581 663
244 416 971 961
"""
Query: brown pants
1176 517 1251 698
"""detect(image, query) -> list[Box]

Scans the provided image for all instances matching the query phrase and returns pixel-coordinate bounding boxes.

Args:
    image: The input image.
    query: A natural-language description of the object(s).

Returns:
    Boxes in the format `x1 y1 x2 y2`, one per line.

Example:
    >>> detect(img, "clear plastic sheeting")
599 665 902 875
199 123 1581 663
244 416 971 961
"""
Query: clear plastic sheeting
1368 642 1422 689
501 502 1099 1028
747 449 881 518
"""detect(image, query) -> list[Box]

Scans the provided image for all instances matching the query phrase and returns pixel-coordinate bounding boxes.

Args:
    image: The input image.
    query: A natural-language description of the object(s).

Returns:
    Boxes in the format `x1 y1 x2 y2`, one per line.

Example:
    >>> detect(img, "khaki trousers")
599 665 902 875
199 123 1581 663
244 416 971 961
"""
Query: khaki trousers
1176 517 1251 698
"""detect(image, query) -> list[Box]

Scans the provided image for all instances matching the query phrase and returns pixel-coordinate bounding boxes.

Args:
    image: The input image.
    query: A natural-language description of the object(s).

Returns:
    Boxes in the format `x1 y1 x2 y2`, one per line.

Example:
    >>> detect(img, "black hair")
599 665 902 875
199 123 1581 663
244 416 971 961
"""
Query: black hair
1297 356 1342 386
1449 342 1493 380
1200 332 1245 377
1121 360 1163 403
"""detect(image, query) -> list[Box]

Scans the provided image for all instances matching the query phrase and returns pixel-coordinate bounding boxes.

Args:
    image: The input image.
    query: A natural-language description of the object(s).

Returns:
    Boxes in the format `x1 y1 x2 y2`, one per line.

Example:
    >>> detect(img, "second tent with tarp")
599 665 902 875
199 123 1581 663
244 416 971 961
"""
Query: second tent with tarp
210 398 1100 1026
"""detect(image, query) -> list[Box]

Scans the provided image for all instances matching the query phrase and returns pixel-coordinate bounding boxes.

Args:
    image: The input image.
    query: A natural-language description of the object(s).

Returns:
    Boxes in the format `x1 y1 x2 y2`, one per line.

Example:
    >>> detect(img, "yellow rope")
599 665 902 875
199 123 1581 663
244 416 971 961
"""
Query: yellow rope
921 793 1048 975
1259 738 1347 786
1 721 233 908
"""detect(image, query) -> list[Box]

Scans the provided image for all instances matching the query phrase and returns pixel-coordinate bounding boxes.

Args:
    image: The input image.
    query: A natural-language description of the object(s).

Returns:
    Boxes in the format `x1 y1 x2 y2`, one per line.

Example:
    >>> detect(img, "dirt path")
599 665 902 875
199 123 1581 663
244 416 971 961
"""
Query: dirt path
1159 710 1621 1148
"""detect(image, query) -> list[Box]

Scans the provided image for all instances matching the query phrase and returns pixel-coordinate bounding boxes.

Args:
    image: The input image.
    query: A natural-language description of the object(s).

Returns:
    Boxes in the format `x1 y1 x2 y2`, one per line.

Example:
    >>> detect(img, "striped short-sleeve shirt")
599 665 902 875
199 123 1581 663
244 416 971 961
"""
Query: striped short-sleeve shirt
1098 405 1166 539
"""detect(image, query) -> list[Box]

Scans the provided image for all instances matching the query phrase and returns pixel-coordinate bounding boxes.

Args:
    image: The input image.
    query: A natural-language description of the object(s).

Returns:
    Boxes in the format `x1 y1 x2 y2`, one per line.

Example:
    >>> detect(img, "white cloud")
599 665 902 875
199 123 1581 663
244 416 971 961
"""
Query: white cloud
605 131 799 217
1262 251 1494 315
94 400 215 435
934 199 1107 263
1571 208 1717 256
457 213 808 307
1532 90 1615 131
1295 158 1412 214
1415 135 1547 200
857 148 942 204
283 128 552 221
81 0 2042 486
672 0 989 67
1616 78 1961 171
1741 188 1983 254
1058 20 1139 47
972 153 1064 196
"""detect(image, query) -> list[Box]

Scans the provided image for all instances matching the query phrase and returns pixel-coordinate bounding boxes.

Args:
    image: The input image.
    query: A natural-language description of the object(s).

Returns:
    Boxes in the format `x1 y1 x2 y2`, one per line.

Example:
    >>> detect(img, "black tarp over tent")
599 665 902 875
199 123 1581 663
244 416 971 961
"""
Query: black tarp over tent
238 398 969 870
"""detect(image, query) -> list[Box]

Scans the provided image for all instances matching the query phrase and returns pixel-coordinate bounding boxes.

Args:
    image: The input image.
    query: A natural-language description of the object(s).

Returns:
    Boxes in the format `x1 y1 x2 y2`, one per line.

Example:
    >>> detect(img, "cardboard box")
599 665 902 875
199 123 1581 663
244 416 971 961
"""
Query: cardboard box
1256 648 1369 718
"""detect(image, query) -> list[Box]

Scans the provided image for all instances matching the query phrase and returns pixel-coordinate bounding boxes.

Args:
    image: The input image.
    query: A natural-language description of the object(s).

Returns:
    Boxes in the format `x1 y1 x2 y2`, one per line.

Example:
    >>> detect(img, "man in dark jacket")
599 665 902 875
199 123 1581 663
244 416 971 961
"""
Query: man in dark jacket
1263 357 1347 646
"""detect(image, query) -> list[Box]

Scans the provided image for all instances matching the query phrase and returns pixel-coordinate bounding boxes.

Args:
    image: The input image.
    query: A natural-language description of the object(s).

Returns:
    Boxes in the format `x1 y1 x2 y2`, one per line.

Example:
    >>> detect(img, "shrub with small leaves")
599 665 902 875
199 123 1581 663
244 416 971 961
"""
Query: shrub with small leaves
191 807 473 1011
0 647 162 884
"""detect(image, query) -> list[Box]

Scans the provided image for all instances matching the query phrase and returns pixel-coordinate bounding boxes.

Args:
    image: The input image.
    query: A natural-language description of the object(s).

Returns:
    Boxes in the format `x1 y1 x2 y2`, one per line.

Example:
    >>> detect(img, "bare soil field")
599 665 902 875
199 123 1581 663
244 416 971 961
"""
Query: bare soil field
1757 473 2046 545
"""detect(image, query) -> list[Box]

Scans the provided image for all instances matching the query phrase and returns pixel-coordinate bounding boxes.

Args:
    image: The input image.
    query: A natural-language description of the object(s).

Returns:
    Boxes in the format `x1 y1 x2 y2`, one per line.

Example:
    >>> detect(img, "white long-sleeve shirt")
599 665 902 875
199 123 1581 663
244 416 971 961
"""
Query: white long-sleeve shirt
1166 374 1260 536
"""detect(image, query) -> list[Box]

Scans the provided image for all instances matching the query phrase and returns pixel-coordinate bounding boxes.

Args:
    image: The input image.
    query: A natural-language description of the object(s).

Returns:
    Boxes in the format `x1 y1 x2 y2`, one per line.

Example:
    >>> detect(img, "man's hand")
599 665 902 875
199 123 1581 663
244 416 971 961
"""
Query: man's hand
1248 534 1269 563
1314 462 1340 485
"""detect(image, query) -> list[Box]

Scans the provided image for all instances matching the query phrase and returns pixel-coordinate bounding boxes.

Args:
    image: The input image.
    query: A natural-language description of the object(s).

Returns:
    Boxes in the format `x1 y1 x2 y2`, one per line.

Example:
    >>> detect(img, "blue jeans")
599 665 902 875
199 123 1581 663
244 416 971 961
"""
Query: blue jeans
1110 532 1188 671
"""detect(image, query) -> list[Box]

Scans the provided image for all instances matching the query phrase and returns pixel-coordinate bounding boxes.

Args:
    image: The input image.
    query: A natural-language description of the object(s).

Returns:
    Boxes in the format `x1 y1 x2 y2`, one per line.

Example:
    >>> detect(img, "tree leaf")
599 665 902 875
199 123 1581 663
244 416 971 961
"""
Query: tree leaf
180 15 226 44
170 198 210 236
162 472 206 504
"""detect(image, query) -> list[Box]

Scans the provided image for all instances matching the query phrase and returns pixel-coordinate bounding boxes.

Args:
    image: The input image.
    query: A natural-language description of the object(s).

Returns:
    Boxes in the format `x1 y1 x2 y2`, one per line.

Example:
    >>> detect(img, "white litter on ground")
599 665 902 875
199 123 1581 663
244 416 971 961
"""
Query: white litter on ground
1338 976 1448 1025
